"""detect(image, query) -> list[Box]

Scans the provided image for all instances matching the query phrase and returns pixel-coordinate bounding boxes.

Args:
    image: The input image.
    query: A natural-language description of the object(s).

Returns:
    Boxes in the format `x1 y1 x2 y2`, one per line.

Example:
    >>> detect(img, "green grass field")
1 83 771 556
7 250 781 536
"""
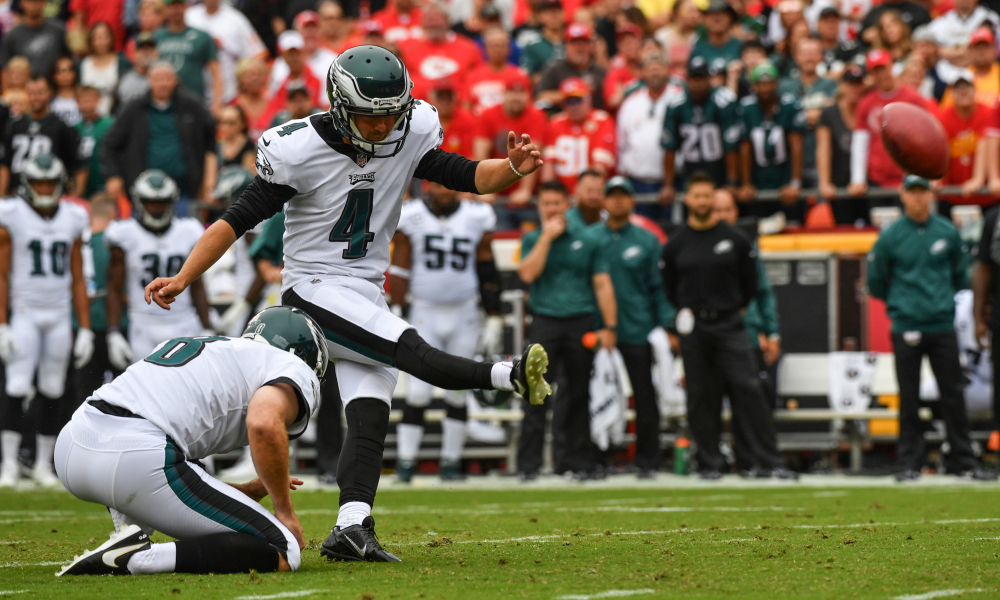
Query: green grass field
2 478 1000 599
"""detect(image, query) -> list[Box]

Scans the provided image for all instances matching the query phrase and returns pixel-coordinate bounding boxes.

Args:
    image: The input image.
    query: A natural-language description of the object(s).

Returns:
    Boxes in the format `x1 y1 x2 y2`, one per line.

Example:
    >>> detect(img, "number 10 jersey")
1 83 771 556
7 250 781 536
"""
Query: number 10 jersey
254 101 444 292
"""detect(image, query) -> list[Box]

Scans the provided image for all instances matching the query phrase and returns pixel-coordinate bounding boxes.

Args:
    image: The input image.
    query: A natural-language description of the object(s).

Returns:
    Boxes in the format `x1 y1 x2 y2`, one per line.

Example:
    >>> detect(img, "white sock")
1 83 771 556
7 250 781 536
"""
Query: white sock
1 430 21 467
491 362 514 391
127 542 176 574
35 434 55 469
440 418 467 462
396 423 423 462
336 501 371 528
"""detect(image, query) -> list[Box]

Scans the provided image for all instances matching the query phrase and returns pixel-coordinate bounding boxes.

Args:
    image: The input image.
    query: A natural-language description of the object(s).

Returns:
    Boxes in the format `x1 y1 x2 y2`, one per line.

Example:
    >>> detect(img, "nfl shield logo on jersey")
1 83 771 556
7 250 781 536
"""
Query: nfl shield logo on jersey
355 154 369 168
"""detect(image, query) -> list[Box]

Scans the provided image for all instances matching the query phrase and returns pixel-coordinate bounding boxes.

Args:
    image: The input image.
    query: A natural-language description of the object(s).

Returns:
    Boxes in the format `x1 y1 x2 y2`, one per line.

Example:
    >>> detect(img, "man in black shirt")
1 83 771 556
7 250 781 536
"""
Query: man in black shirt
660 171 792 479
0 76 84 197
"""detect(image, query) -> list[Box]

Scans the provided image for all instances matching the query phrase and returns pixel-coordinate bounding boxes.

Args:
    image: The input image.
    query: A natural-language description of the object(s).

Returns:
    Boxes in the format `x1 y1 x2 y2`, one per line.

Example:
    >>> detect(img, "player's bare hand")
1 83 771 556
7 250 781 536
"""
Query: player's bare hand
507 132 543 175
847 182 867 197
540 214 566 241
597 328 616 350
275 508 305 550
819 181 837 200
780 184 800 205
144 276 187 310
736 184 756 203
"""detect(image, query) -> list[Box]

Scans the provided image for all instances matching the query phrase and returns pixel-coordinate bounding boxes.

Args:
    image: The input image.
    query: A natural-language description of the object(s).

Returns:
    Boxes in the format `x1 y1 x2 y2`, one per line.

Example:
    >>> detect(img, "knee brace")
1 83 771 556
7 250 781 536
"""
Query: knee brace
445 404 468 423
337 398 390 507
174 533 282 574
402 404 425 426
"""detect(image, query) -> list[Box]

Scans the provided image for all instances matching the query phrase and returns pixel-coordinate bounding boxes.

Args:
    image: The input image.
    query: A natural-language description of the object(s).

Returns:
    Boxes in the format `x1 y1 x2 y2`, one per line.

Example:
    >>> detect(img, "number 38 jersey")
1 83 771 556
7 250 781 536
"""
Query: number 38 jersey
104 217 204 320
397 199 496 304
254 101 443 291
88 336 320 460
0 198 88 312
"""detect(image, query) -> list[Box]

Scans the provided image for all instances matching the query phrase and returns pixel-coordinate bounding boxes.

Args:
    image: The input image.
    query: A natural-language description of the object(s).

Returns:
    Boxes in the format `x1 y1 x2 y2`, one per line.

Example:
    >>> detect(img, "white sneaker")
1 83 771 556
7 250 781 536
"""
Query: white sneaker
466 419 506 444
32 462 60 488
0 462 17 488
217 450 258 482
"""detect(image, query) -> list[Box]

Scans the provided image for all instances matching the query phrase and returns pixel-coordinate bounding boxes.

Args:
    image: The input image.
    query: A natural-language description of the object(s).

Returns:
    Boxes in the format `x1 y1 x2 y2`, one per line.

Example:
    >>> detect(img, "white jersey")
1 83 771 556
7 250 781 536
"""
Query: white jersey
255 102 444 291
0 198 87 312
89 336 320 460
397 199 495 304
104 217 204 320
954 289 992 384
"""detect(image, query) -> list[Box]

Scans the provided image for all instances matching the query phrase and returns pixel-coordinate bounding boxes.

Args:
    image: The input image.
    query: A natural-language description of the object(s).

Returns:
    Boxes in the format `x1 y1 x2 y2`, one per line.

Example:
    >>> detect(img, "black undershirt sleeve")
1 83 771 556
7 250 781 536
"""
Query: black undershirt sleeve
220 176 298 238
413 148 480 194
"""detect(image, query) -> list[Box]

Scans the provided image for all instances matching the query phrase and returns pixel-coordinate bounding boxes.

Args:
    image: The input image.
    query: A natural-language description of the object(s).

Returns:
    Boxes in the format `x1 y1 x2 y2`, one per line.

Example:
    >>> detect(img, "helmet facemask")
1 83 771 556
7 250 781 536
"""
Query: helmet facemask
19 154 66 211
132 170 179 233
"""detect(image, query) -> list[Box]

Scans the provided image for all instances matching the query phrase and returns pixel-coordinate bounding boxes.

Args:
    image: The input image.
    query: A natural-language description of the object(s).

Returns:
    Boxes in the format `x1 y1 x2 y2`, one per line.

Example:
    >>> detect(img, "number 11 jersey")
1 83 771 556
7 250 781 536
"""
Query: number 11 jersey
254 101 444 292
104 217 204 321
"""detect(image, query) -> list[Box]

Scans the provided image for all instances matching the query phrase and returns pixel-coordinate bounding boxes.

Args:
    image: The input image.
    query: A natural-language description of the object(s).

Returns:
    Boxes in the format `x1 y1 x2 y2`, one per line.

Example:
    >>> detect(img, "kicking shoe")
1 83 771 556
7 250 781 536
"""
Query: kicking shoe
958 468 998 481
396 459 416 484
317 471 338 487
57 524 151 576
0 462 17 488
764 467 800 481
320 516 401 562
894 469 921 482
510 344 551 406
698 469 723 480
32 462 60 488
439 460 466 481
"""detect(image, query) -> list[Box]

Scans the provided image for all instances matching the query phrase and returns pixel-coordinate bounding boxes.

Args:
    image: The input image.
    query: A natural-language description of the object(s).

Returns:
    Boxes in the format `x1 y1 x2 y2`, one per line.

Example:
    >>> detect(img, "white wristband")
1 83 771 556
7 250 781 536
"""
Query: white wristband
388 265 411 280
509 158 526 178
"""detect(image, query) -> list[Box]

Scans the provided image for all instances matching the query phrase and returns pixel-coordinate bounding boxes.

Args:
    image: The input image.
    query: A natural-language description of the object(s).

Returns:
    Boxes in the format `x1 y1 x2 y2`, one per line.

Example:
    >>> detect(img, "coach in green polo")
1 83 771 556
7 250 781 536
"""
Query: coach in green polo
517 179 618 481
867 174 990 482
591 176 675 477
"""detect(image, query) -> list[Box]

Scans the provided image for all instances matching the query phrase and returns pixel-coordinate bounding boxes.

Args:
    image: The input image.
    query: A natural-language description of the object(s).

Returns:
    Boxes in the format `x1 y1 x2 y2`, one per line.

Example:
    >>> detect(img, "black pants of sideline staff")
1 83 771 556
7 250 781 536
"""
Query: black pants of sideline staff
680 313 783 474
517 314 596 476
619 343 660 471
892 330 976 473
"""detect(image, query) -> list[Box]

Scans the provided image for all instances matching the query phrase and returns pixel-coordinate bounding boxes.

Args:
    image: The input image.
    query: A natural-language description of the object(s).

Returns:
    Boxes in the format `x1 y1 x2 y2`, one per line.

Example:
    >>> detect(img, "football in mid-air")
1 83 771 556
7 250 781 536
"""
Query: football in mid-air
880 102 950 180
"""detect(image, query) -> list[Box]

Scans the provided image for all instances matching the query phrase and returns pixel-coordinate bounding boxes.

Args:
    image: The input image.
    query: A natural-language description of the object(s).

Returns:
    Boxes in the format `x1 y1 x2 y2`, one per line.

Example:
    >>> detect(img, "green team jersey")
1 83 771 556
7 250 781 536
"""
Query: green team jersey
661 86 741 187
153 26 217 98
737 93 806 190
689 37 742 77
76 116 114 198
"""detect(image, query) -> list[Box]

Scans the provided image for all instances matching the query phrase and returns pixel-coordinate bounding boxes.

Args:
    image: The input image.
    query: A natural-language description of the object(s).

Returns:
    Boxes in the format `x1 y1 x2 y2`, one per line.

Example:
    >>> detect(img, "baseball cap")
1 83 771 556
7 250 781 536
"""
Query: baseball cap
287 81 310 98
294 10 320 28
903 174 931 190
540 0 563 10
842 64 865 83
866 48 892 70
566 22 592 40
278 30 305 53
616 22 642 39
703 0 736 16
687 55 710 77
818 6 840 19
970 27 995 46
504 70 532 92
481 4 501 20
135 32 157 48
430 77 457 93
362 19 385 34
912 25 937 43
560 77 590 98
750 62 779 83
605 176 634 196
952 69 976 86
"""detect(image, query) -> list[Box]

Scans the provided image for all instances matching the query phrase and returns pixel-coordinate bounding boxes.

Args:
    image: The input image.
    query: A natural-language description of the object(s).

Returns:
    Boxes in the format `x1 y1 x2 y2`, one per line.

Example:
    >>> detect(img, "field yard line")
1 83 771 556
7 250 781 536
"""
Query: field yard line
0 561 65 568
0 542 25 545
894 589 986 600
303 505 791 517
0 515 105 525
554 589 656 600
0 592 29 596
233 591 323 600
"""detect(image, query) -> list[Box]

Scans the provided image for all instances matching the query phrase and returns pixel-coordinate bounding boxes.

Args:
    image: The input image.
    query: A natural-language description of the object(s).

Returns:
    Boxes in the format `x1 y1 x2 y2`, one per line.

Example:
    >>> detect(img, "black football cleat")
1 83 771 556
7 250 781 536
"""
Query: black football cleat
320 516 401 562
511 344 551 405
57 524 151 576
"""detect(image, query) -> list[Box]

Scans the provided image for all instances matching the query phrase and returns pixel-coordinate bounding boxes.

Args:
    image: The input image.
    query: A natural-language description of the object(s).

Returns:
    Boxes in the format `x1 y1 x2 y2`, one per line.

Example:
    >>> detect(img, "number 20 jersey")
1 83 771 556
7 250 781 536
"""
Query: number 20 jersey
104 217 204 320
397 199 496 304
254 101 443 292
0 198 88 312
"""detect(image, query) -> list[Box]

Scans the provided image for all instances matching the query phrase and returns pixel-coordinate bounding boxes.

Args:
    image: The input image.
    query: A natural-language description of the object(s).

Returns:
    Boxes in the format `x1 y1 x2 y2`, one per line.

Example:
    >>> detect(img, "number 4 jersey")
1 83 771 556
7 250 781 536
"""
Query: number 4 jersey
397 198 496 304
253 102 444 291
0 198 88 312
104 217 204 320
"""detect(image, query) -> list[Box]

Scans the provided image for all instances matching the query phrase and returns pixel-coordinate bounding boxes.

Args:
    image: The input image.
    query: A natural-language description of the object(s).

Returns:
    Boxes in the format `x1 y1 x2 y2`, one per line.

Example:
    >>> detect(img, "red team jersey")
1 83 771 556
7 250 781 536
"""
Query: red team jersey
476 103 550 195
854 85 933 187
440 108 479 158
399 33 484 100
603 55 640 109
464 64 530 115
371 3 424 43
543 110 616 194
936 103 1000 202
